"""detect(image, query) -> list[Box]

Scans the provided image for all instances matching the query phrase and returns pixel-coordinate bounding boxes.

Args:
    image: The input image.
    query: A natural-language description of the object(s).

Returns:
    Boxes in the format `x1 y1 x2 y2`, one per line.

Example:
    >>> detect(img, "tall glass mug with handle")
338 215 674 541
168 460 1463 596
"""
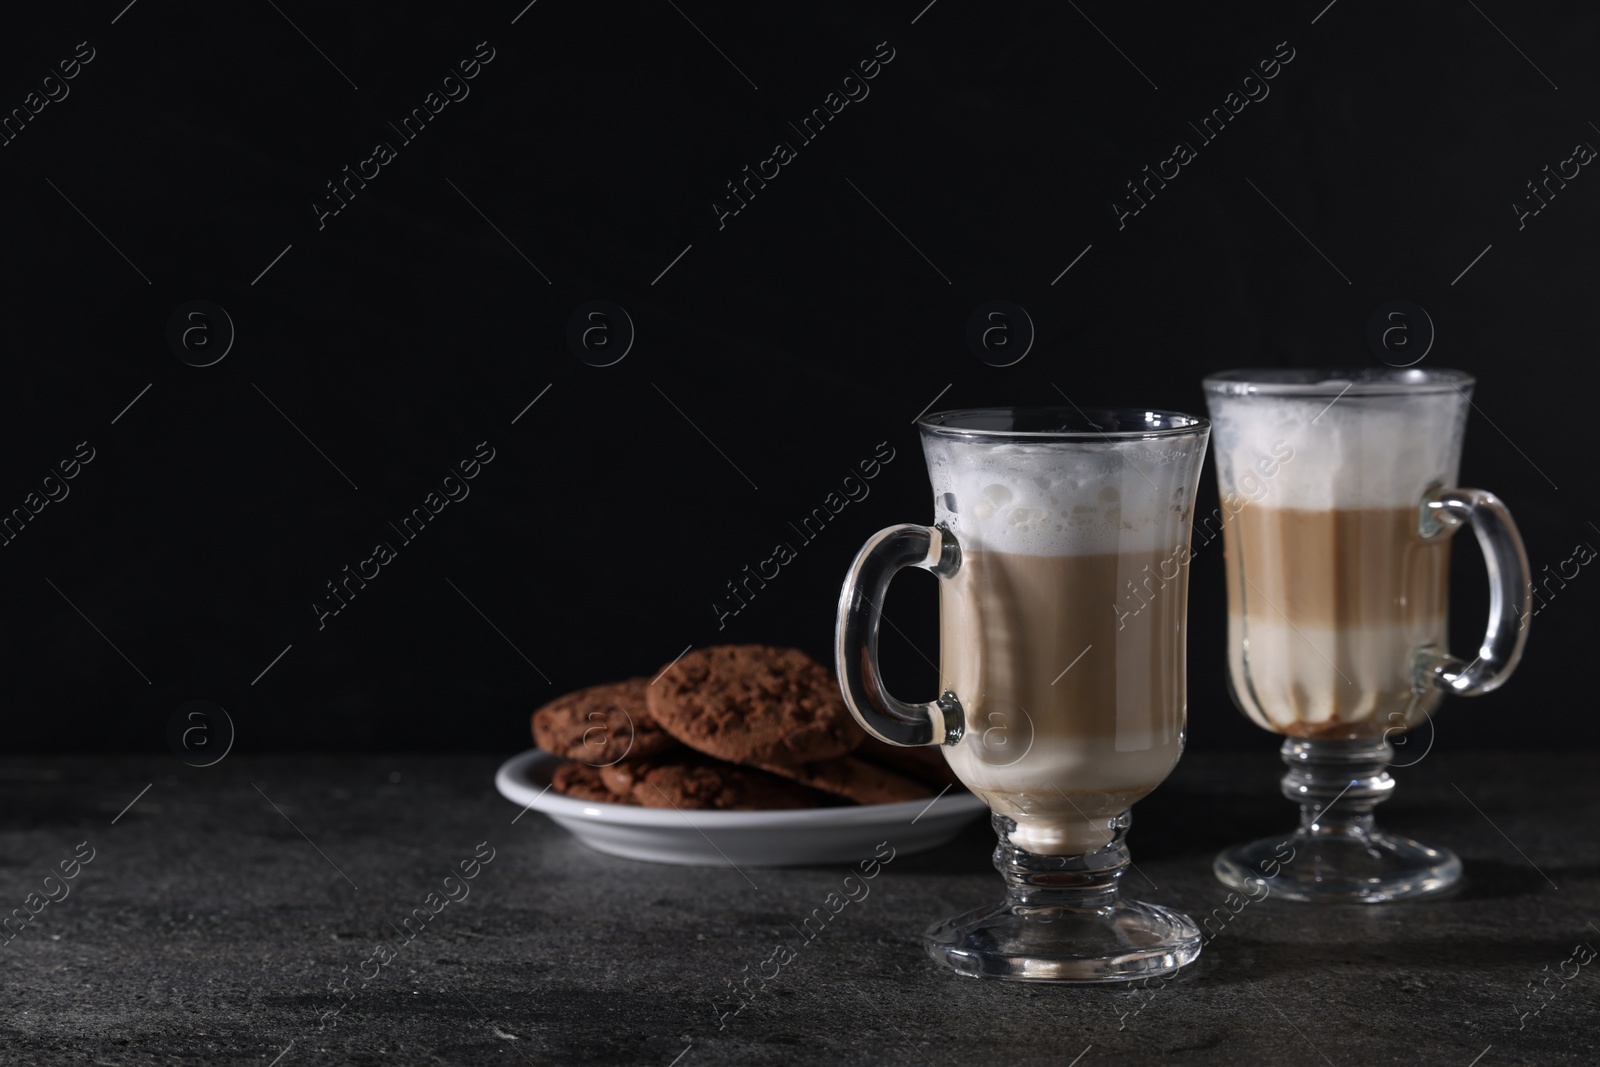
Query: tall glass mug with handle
835 407 1210 981
1203 368 1531 903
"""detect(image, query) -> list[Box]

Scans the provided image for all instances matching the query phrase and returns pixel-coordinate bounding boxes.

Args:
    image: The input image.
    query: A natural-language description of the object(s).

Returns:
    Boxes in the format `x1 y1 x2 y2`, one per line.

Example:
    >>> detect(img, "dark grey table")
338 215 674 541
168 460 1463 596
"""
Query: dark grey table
1 751 1594 1066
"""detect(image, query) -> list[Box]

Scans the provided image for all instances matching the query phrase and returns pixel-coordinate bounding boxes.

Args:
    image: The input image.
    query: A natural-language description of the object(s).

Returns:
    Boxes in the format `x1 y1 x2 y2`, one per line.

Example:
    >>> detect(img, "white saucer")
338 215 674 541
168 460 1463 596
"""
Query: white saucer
494 749 987 867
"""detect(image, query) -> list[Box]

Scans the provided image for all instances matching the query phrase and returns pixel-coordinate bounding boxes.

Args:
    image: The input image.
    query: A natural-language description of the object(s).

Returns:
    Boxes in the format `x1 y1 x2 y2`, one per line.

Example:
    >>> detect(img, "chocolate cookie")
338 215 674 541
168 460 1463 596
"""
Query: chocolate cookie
551 761 636 804
756 755 934 806
646 645 861 766
631 759 831 811
532 679 679 765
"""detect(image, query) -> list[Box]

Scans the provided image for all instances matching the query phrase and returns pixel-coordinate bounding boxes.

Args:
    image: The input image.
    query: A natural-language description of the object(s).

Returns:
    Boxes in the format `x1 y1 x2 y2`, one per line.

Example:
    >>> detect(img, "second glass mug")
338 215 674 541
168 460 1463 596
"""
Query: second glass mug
835 406 1209 982
1204 368 1532 902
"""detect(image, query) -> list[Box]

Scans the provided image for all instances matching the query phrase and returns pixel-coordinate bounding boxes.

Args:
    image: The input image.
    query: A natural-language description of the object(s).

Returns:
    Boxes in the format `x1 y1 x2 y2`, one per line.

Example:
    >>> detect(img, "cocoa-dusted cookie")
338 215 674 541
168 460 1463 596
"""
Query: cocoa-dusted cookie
551 761 637 805
631 759 832 811
532 679 680 765
756 755 934 806
856 735 964 788
646 645 861 766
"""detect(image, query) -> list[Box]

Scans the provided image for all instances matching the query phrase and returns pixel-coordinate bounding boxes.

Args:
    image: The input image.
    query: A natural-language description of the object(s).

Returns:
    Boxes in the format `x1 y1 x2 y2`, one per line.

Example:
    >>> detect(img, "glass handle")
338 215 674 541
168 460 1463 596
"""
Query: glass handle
834 522 964 747
1417 487 1532 696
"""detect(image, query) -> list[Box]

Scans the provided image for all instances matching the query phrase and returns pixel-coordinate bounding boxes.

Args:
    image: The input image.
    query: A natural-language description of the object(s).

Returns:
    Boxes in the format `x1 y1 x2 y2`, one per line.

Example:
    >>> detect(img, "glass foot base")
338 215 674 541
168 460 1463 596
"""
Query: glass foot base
1215 829 1462 904
923 897 1202 983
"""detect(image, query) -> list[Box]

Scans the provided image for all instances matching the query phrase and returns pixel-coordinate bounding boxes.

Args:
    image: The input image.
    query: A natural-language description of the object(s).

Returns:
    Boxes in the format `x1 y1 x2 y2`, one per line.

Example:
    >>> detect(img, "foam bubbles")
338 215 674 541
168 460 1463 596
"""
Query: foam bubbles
1207 388 1467 510
921 436 1206 557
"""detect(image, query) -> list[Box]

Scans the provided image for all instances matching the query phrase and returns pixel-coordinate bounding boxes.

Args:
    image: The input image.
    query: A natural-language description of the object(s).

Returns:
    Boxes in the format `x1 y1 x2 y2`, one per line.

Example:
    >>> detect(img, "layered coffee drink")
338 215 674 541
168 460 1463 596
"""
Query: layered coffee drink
925 437 1199 855
1208 381 1467 739
1222 506 1450 736
838 406 1210 979
1203 368 1530 905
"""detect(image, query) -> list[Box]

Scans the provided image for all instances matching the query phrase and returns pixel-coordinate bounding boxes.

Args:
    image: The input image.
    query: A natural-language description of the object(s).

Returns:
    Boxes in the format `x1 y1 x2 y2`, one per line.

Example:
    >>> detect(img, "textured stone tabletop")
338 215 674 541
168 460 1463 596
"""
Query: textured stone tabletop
1 750 1595 1066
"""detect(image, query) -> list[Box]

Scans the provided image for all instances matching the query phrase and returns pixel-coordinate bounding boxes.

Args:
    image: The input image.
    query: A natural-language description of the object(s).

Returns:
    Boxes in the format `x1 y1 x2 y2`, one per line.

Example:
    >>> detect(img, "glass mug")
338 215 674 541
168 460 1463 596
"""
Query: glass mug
1203 368 1531 902
835 406 1209 981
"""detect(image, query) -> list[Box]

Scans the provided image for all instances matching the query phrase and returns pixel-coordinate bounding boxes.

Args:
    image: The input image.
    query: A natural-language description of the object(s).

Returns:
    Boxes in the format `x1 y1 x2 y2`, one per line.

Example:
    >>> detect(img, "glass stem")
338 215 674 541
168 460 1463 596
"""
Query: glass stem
1280 737 1394 838
992 812 1130 911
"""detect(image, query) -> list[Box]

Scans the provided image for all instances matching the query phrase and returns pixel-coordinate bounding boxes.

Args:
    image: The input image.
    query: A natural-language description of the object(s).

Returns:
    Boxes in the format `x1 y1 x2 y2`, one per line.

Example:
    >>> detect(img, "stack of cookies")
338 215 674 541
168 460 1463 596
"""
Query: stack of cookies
532 644 958 809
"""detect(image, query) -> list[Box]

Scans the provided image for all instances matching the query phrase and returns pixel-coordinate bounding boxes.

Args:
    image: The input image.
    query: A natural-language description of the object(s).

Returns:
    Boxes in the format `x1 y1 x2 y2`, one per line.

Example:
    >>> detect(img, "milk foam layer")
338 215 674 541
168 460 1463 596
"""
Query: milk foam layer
922 438 1203 557
1208 388 1467 510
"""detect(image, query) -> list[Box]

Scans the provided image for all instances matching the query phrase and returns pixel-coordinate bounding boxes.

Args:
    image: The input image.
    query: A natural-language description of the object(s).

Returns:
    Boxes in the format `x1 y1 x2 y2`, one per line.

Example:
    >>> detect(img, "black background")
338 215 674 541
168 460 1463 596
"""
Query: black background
2 0 1594 754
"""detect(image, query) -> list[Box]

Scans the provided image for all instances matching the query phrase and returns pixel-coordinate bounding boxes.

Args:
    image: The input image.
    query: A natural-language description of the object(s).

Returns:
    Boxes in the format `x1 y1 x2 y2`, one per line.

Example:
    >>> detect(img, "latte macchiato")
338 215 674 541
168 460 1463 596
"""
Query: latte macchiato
1204 368 1531 905
1207 382 1466 739
924 436 1197 855
838 406 1210 980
